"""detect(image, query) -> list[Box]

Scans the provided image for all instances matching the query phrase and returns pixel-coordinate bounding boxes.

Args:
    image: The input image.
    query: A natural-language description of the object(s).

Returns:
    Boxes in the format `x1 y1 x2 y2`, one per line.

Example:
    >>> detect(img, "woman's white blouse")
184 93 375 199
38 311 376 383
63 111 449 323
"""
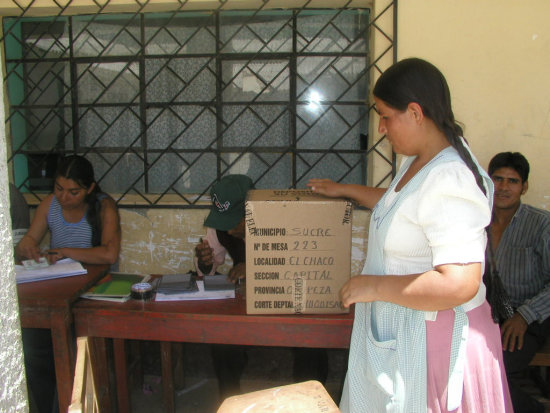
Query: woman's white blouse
382 158 492 277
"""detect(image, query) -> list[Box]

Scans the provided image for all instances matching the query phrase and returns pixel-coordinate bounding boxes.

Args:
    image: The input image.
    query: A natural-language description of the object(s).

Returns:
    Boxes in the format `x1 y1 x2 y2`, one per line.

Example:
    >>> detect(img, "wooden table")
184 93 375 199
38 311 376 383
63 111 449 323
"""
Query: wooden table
73 290 354 413
17 264 109 413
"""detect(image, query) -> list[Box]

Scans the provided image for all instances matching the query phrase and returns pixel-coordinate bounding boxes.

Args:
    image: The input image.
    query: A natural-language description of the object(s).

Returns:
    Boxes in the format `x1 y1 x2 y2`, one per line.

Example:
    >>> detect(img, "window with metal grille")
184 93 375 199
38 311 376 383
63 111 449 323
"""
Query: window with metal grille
3 4 394 207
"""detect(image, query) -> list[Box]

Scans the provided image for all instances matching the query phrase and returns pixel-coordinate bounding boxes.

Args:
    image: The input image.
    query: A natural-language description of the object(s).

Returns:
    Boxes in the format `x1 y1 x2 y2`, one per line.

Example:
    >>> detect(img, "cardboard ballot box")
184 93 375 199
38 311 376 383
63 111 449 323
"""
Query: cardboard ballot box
245 189 352 314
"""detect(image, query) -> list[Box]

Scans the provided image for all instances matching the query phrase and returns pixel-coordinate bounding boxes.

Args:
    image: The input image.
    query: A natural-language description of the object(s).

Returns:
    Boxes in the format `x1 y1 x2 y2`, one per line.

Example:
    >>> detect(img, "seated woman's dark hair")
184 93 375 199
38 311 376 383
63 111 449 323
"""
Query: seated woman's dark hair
373 57 487 196
55 155 104 246
488 152 530 183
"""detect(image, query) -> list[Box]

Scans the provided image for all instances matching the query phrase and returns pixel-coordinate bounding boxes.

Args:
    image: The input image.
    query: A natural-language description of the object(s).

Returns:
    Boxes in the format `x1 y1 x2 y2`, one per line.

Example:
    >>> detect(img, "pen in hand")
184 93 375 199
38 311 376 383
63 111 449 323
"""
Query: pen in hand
46 250 66 263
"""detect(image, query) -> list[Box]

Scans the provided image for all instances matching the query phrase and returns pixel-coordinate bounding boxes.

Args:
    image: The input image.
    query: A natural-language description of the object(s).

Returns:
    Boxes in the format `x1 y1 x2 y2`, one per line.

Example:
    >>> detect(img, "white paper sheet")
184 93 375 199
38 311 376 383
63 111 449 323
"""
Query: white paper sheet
15 258 87 284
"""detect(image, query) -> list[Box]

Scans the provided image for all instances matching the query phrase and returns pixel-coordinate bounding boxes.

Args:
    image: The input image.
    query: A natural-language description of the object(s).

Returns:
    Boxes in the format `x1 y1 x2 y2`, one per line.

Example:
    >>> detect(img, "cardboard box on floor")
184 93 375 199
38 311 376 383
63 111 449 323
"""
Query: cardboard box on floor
245 189 352 314
217 380 341 413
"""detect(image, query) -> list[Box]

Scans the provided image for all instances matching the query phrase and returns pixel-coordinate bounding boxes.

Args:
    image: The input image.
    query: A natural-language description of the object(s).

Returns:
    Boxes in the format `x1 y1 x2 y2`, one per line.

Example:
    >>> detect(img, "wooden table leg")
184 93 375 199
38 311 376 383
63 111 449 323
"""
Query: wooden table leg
89 337 113 412
128 340 144 390
50 311 75 413
113 338 131 413
173 342 185 390
161 341 175 413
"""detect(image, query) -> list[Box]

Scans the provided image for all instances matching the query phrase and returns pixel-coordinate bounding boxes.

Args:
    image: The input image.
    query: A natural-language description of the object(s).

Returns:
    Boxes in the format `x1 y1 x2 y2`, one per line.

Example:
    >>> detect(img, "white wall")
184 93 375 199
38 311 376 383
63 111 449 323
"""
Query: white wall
398 0 550 210
0 50 29 412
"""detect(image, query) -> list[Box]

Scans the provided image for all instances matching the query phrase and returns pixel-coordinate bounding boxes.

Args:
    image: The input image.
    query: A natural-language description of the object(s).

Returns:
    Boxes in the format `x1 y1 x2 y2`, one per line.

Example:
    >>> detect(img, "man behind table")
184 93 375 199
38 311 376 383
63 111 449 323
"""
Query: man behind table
195 175 329 401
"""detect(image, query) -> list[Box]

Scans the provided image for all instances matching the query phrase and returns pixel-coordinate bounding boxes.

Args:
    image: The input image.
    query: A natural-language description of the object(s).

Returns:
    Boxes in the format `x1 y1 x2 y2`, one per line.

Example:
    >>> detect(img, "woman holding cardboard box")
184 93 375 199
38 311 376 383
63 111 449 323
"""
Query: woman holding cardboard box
308 58 512 412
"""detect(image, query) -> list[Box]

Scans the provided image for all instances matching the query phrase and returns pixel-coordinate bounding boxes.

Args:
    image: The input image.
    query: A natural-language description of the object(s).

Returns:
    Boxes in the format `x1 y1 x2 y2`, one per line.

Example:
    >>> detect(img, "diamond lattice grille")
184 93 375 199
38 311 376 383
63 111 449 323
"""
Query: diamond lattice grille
1 1 396 207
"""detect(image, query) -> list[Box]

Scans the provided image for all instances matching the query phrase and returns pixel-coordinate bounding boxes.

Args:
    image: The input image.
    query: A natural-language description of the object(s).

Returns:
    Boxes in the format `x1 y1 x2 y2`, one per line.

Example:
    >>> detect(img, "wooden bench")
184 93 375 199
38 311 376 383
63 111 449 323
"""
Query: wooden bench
531 338 550 367
218 380 340 413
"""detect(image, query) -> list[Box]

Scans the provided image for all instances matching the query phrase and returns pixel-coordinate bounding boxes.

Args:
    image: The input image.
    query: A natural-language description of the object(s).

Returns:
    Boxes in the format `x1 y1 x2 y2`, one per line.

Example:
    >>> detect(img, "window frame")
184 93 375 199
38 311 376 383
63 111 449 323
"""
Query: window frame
1 1 397 208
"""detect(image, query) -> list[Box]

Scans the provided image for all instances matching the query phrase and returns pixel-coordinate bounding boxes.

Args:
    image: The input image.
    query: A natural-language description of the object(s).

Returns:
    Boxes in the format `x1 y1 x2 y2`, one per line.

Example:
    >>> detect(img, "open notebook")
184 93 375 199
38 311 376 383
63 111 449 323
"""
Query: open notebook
15 258 88 284
81 272 151 302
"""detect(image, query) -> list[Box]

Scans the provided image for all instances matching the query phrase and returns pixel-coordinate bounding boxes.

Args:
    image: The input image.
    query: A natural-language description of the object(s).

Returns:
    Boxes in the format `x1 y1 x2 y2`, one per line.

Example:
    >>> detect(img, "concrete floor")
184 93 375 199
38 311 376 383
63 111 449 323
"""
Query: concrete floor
130 342 348 413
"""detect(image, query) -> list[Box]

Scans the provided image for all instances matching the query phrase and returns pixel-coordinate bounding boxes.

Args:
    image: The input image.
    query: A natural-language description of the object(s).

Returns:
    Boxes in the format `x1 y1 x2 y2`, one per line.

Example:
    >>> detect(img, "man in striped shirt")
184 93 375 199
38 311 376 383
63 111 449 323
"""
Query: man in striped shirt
487 152 550 413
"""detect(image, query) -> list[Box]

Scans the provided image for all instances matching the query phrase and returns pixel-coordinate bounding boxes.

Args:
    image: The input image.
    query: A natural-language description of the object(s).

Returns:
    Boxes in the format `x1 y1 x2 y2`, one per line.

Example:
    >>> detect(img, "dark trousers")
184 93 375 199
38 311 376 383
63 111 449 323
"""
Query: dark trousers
212 344 329 400
22 328 57 413
503 316 550 413
292 347 329 383
212 344 248 400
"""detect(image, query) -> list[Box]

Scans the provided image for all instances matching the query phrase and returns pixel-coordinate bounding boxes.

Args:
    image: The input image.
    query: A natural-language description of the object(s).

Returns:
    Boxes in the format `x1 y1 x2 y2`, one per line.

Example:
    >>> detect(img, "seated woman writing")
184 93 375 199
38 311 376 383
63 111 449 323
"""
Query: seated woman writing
16 155 121 413
17 154 121 265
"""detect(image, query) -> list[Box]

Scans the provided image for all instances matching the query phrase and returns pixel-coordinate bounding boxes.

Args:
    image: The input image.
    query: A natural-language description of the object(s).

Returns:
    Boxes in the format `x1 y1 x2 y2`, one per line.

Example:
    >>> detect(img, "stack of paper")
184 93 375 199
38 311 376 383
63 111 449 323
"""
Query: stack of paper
203 274 236 291
15 258 88 284
156 273 199 294
156 279 235 301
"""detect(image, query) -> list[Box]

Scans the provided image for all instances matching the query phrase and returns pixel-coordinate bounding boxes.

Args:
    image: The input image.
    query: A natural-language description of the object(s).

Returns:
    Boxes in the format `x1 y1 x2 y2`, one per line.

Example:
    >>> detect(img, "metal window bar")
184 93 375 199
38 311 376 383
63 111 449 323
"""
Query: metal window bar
1 0 396 208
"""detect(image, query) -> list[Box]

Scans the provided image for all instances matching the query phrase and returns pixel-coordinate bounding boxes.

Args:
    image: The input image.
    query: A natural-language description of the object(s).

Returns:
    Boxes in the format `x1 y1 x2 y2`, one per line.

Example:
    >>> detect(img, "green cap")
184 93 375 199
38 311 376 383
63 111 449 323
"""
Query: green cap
204 175 254 231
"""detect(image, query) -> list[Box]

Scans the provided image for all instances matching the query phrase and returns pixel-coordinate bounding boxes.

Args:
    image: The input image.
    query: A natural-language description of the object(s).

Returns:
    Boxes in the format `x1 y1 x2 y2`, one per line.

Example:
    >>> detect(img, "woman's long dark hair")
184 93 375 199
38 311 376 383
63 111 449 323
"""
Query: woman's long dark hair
373 58 487 196
55 155 103 246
